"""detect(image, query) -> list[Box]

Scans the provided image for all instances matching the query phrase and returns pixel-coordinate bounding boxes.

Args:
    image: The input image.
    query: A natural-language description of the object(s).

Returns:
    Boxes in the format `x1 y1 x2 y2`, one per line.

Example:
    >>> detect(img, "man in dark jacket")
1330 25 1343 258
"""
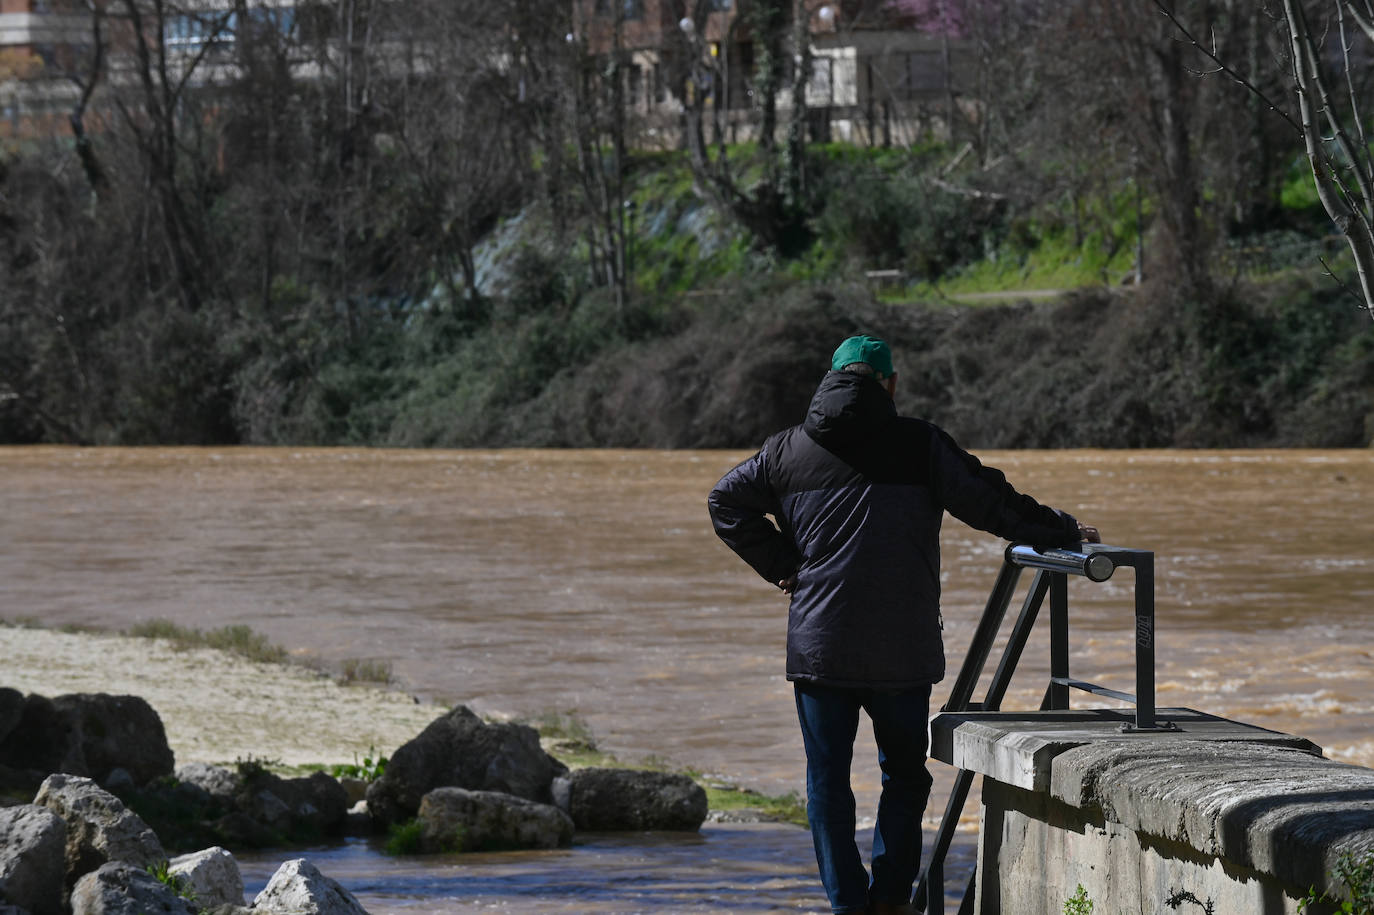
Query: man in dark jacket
708 334 1098 915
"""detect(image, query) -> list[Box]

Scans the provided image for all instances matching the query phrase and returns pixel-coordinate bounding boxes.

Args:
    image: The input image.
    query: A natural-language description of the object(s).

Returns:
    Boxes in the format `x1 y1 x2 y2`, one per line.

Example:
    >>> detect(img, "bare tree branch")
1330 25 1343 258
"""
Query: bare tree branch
1284 0 1374 320
68 1 108 193
1153 0 1302 137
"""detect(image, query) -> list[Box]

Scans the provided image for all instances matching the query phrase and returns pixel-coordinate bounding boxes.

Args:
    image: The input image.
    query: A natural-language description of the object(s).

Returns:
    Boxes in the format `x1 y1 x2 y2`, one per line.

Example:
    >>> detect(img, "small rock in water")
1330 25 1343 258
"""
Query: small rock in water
567 768 708 832
252 858 368 915
417 787 573 852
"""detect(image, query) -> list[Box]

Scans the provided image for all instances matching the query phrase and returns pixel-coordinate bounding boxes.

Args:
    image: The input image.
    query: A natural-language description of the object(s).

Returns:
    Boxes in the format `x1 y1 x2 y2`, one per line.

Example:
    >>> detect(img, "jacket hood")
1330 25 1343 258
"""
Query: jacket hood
803 370 897 448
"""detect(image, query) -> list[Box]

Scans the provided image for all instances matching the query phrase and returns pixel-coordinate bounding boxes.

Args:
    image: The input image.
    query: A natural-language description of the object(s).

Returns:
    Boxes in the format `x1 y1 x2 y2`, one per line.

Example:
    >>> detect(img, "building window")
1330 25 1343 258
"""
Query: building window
593 0 643 20
163 13 232 53
811 57 833 105
904 51 945 97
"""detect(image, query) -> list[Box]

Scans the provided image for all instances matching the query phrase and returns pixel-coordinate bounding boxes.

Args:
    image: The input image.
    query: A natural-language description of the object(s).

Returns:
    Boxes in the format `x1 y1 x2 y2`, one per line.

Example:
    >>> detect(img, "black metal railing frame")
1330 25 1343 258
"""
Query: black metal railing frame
915 542 1167 915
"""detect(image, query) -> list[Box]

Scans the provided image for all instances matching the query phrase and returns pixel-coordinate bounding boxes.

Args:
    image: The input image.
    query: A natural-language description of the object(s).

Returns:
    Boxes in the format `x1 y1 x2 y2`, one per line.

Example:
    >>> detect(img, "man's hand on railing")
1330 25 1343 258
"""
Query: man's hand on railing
1078 523 1101 543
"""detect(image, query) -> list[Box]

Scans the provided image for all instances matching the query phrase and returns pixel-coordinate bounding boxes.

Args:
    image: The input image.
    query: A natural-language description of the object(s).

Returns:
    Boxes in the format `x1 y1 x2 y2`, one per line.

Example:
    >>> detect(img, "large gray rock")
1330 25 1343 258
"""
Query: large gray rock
173 764 240 807
33 774 164 883
365 706 566 827
567 768 708 832
252 858 368 915
168 847 243 908
54 695 174 788
237 771 349 838
0 690 23 746
0 696 82 786
0 804 66 915
0 694 173 789
69 861 192 915
417 788 573 853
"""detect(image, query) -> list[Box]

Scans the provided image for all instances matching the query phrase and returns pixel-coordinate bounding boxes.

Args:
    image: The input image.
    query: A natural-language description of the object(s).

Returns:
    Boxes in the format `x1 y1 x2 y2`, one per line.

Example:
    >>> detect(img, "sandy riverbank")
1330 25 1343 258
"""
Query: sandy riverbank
0 625 446 769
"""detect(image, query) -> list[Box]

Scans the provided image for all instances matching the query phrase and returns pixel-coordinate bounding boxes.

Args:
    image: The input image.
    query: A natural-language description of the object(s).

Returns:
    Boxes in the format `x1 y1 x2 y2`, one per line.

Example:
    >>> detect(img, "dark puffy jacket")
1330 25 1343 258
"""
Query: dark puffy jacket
708 370 1081 688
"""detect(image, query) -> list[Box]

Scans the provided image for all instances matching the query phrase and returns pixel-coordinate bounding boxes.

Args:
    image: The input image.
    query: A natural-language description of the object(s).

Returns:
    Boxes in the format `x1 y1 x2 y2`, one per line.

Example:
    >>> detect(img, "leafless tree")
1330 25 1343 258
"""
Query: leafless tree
1159 0 1374 320
1281 0 1374 319
666 0 818 256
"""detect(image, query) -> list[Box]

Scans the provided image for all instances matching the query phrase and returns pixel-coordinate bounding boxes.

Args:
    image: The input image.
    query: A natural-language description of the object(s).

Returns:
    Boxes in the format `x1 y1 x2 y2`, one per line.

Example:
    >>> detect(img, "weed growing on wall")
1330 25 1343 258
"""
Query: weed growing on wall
1301 851 1374 914
1063 883 1094 915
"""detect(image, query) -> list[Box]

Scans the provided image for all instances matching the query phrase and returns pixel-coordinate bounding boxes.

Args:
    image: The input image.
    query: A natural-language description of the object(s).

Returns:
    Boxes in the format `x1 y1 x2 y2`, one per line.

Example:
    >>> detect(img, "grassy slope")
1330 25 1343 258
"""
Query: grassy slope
277 145 1374 450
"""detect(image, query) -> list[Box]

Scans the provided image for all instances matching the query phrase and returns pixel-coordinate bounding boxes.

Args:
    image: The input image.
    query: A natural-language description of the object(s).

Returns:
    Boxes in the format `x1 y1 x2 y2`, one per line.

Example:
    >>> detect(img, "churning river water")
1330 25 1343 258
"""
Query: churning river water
3 447 1372 913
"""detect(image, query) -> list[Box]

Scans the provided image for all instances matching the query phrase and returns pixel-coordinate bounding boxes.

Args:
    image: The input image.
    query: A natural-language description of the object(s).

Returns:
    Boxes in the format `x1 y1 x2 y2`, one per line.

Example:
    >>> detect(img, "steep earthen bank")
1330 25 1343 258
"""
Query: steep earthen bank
498 280 1374 450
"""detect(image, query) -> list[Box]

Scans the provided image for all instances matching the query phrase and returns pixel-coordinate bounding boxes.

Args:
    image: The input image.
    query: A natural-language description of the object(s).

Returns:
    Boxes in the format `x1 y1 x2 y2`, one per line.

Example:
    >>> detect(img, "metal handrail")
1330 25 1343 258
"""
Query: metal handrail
914 542 1165 915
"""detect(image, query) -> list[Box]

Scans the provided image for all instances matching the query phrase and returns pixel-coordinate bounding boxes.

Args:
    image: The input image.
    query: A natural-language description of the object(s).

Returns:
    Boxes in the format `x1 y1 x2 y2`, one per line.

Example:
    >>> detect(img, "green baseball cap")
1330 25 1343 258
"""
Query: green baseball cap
831 334 894 379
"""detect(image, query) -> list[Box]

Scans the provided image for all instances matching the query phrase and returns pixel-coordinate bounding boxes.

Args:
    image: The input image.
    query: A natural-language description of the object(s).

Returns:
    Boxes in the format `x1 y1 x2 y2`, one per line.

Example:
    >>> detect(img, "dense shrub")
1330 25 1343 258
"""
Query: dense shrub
813 167 1008 281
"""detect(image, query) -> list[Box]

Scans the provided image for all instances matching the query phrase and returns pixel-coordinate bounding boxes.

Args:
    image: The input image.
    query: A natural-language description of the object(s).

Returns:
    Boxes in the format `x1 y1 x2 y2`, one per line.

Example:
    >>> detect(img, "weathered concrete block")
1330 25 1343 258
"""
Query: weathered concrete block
977 779 1309 915
931 707 1320 793
943 708 1374 913
1048 739 1374 896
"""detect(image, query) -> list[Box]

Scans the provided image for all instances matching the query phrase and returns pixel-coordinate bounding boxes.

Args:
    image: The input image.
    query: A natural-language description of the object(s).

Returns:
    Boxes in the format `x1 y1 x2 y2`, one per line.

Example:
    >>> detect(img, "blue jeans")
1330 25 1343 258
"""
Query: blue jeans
794 680 934 914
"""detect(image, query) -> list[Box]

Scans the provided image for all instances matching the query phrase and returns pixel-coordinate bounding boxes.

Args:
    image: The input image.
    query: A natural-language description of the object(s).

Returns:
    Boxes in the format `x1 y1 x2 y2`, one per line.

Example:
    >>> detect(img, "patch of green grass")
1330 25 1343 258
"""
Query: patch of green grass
329 746 388 781
57 622 101 634
528 709 595 744
203 624 289 663
526 710 614 769
146 860 197 903
127 619 288 665
702 782 808 828
127 619 189 641
338 657 393 685
383 818 426 855
233 754 283 781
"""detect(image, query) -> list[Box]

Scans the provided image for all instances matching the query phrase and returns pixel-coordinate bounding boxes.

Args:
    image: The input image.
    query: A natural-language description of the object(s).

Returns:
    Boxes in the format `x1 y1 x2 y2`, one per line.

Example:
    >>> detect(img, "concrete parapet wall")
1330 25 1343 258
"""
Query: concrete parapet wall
932 710 1374 914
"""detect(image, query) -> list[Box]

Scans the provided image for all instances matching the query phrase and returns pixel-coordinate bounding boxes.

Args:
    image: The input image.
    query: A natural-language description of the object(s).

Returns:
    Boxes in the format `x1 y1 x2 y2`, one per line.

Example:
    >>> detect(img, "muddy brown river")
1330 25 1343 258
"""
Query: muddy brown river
3 447 1371 912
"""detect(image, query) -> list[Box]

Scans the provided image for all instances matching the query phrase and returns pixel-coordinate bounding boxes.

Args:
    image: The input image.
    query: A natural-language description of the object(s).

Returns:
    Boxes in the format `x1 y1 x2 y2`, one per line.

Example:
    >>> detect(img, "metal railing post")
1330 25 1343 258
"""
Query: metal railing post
1048 572 1070 710
1132 553 1156 731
